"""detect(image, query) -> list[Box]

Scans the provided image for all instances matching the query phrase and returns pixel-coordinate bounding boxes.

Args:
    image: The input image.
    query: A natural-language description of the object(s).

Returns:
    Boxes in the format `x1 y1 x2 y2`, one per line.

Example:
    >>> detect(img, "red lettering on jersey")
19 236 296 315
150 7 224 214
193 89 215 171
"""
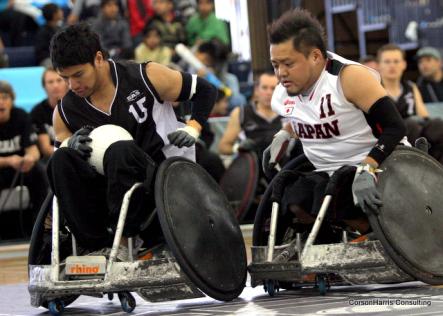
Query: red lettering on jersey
284 107 294 115
297 123 307 138
324 119 340 137
284 99 295 106
297 120 340 139
314 124 327 138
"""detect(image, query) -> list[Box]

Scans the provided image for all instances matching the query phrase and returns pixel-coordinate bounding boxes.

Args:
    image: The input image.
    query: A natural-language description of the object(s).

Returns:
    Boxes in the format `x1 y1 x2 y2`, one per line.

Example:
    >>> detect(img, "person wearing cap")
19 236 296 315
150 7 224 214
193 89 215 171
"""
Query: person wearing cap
416 46 443 103
0 80 48 236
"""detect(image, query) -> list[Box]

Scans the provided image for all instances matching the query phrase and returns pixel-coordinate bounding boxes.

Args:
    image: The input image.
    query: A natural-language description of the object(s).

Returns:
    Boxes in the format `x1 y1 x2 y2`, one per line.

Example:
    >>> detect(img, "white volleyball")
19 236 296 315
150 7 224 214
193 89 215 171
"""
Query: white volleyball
88 124 133 175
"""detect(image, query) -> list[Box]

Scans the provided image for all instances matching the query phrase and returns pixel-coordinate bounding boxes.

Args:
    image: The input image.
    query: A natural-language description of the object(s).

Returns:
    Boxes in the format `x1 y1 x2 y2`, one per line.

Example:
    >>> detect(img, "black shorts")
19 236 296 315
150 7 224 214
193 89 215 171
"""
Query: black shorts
283 170 365 221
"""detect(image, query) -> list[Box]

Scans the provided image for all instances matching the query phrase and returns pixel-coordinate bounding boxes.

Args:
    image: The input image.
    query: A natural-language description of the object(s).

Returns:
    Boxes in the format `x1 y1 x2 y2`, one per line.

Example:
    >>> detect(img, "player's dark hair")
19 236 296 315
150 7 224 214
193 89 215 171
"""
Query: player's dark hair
268 8 327 58
50 23 105 70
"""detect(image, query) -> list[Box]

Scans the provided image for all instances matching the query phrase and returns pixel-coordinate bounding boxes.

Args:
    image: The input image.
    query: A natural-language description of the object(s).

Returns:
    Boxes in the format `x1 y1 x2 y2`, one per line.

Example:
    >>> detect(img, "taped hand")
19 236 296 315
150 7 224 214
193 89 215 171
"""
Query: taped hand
352 165 382 214
167 125 200 148
262 130 291 173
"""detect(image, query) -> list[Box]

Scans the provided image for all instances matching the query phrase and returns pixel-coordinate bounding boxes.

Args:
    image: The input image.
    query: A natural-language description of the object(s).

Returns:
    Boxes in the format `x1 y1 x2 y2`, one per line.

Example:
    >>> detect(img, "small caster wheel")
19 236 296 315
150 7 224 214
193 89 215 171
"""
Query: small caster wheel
316 275 327 296
48 299 64 316
107 292 114 301
264 280 279 297
118 292 136 313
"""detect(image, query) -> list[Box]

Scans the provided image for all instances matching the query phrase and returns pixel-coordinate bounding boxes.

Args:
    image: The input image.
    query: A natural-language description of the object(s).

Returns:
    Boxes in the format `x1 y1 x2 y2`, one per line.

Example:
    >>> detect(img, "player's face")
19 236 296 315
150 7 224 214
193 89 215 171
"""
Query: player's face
44 70 68 101
58 62 98 98
378 50 406 81
270 39 317 96
0 93 13 123
255 73 278 108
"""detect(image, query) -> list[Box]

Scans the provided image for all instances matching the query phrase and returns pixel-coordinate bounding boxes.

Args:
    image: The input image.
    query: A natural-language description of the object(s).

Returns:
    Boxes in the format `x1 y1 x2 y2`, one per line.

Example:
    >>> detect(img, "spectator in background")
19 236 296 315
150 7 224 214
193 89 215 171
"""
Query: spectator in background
67 0 127 25
185 0 229 47
209 89 228 117
31 68 68 160
0 37 8 67
194 40 246 110
92 0 133 59
0 81 48 223
378 44 443 163
35 3 64 67
147 0 186 49
174 0 196 24
0 0 39 46
218 72 282 161
127 0 154 42
359 55 378 71
134 25 172 64
416 47 443 103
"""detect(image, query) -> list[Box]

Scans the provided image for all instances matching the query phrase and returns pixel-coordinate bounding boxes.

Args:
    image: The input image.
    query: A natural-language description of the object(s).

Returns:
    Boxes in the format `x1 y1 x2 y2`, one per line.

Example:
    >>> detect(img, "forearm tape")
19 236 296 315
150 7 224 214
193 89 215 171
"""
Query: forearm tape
367 96 407 164
176 72 216 127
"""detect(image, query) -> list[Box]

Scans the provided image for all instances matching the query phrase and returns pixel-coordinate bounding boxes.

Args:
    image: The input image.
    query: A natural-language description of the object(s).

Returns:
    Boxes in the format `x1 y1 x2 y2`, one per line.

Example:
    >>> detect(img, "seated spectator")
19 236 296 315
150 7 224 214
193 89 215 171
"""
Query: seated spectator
0 81 48 227
194 40 246 110
92 0 133 59
209 89 228 117
0 37 8 68
416 47 443 103
67 0 125 25
359 55 378 71
34 3 64 67
186 0 229 47
378 44 443 163
31 68 68 160
174 0 196 24
147 0 186 49
218 71 281 161
127 0 154 42
134 25 172 64
0 0 39 46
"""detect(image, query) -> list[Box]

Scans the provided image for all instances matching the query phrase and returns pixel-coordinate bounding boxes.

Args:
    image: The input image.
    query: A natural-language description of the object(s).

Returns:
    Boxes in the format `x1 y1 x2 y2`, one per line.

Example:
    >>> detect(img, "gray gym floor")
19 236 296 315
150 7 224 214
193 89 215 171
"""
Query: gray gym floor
1 281 443 315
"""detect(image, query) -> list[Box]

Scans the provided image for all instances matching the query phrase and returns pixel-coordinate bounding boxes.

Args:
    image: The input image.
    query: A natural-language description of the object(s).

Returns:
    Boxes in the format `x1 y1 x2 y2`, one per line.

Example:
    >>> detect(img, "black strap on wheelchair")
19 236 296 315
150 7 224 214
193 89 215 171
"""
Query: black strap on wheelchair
0 167 23 214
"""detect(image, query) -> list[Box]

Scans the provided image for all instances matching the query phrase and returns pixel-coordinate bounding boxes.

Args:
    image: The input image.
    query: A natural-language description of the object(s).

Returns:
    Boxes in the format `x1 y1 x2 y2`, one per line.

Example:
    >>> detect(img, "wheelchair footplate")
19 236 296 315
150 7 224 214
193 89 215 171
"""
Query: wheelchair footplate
29 254 204 308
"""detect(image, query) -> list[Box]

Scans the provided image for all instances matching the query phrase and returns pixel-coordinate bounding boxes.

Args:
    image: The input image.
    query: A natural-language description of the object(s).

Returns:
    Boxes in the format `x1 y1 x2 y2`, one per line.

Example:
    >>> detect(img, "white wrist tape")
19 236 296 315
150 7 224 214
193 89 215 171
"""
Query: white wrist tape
178 125 200 139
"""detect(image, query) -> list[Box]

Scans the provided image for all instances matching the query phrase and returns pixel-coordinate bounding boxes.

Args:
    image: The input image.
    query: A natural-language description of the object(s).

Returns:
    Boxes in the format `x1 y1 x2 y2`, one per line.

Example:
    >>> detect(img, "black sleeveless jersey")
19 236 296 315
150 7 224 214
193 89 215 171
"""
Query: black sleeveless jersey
240 102 283 154
58 60 193 163
390 80 416 119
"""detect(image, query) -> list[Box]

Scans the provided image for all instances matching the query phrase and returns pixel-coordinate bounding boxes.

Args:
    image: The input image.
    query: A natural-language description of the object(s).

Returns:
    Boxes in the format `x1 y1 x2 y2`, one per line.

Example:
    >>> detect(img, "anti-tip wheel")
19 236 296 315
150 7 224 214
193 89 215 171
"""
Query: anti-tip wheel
316 275 327 296
264 280 279 297
118 292 136 313
48 299 65 316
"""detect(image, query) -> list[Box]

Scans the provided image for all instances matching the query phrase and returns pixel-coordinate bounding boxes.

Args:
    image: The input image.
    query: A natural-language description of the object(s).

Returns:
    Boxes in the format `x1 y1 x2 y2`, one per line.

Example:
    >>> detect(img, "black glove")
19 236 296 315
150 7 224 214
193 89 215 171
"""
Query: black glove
167 126 199 148
352 168 382 214
237 138 256 152
67 127 93 159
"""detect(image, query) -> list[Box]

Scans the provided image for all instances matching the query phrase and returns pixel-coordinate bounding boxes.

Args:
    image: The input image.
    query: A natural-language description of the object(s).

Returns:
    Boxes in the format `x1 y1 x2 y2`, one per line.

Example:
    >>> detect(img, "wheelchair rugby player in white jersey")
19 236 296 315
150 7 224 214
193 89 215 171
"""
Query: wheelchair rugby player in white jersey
249 8 443 296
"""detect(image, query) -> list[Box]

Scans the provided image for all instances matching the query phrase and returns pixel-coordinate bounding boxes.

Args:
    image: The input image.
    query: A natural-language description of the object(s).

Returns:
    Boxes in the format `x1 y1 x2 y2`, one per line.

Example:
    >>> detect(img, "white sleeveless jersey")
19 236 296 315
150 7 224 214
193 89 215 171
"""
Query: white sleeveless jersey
272 52 379 173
